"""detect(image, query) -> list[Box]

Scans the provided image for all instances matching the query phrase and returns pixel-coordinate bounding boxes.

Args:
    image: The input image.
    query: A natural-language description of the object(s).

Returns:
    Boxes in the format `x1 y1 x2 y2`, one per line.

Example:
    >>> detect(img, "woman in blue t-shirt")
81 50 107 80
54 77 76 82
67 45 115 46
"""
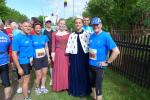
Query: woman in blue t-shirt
31 22 50 95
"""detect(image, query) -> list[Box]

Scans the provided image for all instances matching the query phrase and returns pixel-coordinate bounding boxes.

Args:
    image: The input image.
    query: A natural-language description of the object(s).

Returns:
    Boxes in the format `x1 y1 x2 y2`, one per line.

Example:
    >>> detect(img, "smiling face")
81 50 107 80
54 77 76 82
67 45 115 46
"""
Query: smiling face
75 18 83 31
93 24 102 33
58 19 66 31
22 22 32 34
83 17 90 26
34 24 42 34
45 21 51 28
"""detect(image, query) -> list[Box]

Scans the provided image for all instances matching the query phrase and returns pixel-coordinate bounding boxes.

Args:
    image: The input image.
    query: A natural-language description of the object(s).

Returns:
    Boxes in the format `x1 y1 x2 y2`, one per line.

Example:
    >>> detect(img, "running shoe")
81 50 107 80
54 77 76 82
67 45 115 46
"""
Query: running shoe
40 88 48 94
35 87 42 95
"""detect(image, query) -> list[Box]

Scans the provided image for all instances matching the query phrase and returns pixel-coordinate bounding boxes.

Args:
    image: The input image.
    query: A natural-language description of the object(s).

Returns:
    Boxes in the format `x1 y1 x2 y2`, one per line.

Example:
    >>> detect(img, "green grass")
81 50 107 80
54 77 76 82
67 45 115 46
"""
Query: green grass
16 69 150 100
103 69 150 100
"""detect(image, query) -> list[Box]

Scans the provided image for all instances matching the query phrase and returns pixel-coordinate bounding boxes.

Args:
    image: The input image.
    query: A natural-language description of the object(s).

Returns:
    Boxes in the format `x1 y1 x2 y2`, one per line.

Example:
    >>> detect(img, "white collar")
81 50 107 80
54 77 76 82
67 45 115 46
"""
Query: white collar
56 30 68 36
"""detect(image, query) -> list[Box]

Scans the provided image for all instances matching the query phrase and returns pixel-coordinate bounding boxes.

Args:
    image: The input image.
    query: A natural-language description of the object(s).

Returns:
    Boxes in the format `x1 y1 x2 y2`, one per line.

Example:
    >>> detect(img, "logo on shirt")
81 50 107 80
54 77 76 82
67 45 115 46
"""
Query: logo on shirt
0 37 8 42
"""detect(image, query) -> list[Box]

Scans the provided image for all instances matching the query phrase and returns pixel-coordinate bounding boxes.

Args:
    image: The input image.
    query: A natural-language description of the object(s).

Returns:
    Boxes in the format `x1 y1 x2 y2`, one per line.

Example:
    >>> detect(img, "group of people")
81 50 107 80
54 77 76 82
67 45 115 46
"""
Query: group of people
0 16 120 100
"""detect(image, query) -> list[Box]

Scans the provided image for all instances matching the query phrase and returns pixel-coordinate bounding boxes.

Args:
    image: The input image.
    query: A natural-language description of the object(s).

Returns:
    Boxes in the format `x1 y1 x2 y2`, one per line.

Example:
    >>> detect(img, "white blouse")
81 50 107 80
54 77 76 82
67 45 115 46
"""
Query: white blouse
66 31 90 54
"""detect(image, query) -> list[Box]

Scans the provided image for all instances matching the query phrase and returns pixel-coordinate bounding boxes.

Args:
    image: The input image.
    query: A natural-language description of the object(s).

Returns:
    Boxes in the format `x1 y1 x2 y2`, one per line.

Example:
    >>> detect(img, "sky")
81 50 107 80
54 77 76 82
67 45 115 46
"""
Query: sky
6 0 89 19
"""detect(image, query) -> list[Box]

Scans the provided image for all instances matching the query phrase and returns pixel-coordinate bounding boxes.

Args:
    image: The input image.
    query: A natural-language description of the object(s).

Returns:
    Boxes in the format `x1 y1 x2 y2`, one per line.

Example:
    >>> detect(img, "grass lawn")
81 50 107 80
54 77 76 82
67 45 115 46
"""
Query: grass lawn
1 68 148 100
26 69 150 100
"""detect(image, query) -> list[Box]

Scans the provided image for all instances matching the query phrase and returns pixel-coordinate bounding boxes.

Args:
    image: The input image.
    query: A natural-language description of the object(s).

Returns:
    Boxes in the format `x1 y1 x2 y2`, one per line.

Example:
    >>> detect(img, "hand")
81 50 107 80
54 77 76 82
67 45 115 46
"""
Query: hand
98 62 108 68
30 61 33 66
48 57 51 64
18 68 24 76
30 57 33 66
52 56 55 62
51 52 55 62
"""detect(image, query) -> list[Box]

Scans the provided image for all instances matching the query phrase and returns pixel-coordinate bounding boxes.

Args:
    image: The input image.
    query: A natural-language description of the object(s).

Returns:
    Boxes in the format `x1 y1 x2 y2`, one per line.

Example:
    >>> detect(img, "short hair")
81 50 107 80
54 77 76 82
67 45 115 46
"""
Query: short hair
31 17 39 23
21 19 31 24
33 22 42 29
74 18 84 23
5 19 12 25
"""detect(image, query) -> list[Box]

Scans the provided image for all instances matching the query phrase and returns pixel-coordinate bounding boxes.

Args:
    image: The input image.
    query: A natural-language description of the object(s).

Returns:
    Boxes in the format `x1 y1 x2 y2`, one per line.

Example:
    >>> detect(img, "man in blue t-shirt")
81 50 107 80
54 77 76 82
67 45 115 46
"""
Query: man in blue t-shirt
0 30 11 100
89 17 120 100
12 20 33 100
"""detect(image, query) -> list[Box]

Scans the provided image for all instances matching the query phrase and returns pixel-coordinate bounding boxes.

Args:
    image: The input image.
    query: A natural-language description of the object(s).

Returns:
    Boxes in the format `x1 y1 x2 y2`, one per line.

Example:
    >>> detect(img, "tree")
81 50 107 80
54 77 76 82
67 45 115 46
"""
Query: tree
0 0 28 22
83 0 150 30
66 17 75 31
0 0 9 19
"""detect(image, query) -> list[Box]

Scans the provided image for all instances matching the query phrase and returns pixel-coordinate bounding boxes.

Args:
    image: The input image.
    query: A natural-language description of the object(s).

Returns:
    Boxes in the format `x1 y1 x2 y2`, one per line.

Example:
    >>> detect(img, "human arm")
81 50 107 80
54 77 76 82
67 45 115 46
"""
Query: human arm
12 51 24 76
45 42 51 64
99 47 120 67
99 33 120 67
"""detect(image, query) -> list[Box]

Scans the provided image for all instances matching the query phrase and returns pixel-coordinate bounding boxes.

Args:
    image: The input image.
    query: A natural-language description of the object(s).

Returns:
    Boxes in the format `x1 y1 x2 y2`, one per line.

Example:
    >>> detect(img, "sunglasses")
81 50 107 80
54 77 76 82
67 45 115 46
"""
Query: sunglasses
92 24 99 26
46 21 51 23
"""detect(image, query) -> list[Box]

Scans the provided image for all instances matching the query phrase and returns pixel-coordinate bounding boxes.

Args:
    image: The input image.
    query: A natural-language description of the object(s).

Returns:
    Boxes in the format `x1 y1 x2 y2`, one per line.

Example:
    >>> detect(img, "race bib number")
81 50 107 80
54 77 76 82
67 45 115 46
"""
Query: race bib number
35 48 45 58
89 48 97 60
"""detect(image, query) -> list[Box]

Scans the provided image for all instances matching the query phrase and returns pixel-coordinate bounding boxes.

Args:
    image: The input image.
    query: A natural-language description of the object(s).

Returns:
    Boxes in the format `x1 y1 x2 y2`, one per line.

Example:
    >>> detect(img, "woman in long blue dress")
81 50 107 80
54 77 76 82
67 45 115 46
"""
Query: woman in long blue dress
66 17 91 97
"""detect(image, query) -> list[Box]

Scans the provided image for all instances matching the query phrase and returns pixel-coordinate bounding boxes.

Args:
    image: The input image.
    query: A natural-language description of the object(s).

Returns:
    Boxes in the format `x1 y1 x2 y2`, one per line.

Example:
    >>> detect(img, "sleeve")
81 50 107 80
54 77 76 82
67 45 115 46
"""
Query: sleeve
106 33 117 50
52 32 56 52
8 37 13 62
12 36 19 52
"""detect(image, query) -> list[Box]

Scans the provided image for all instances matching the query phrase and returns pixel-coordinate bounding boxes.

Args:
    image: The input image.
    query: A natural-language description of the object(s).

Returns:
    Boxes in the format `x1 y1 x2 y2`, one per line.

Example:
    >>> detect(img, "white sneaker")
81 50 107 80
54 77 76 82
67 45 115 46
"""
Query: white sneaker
17 87 22 94
17 87 30 94
35 87 42 95
40 88 48 94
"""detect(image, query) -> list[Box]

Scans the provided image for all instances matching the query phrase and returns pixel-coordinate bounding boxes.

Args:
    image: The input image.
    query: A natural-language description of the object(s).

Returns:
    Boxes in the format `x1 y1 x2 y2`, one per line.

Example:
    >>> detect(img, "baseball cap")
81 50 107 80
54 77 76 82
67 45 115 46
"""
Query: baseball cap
45 17 51 23
91 17 101 25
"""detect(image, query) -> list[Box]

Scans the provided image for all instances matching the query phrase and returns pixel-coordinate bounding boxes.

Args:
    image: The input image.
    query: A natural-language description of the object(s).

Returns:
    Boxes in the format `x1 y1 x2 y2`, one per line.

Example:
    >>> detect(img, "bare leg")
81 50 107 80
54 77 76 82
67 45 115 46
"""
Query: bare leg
16 78 22 94
41 68 48 88
4 87 11 99
50 67 52 85
97 95 102 100
35 70 42 87
22 75 30 98
91 87 96 99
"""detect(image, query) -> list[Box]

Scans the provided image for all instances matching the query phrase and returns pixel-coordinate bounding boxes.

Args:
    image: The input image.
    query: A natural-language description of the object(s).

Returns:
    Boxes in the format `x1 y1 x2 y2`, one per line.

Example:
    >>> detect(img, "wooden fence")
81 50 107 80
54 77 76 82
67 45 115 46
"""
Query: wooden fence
111 29 150 89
